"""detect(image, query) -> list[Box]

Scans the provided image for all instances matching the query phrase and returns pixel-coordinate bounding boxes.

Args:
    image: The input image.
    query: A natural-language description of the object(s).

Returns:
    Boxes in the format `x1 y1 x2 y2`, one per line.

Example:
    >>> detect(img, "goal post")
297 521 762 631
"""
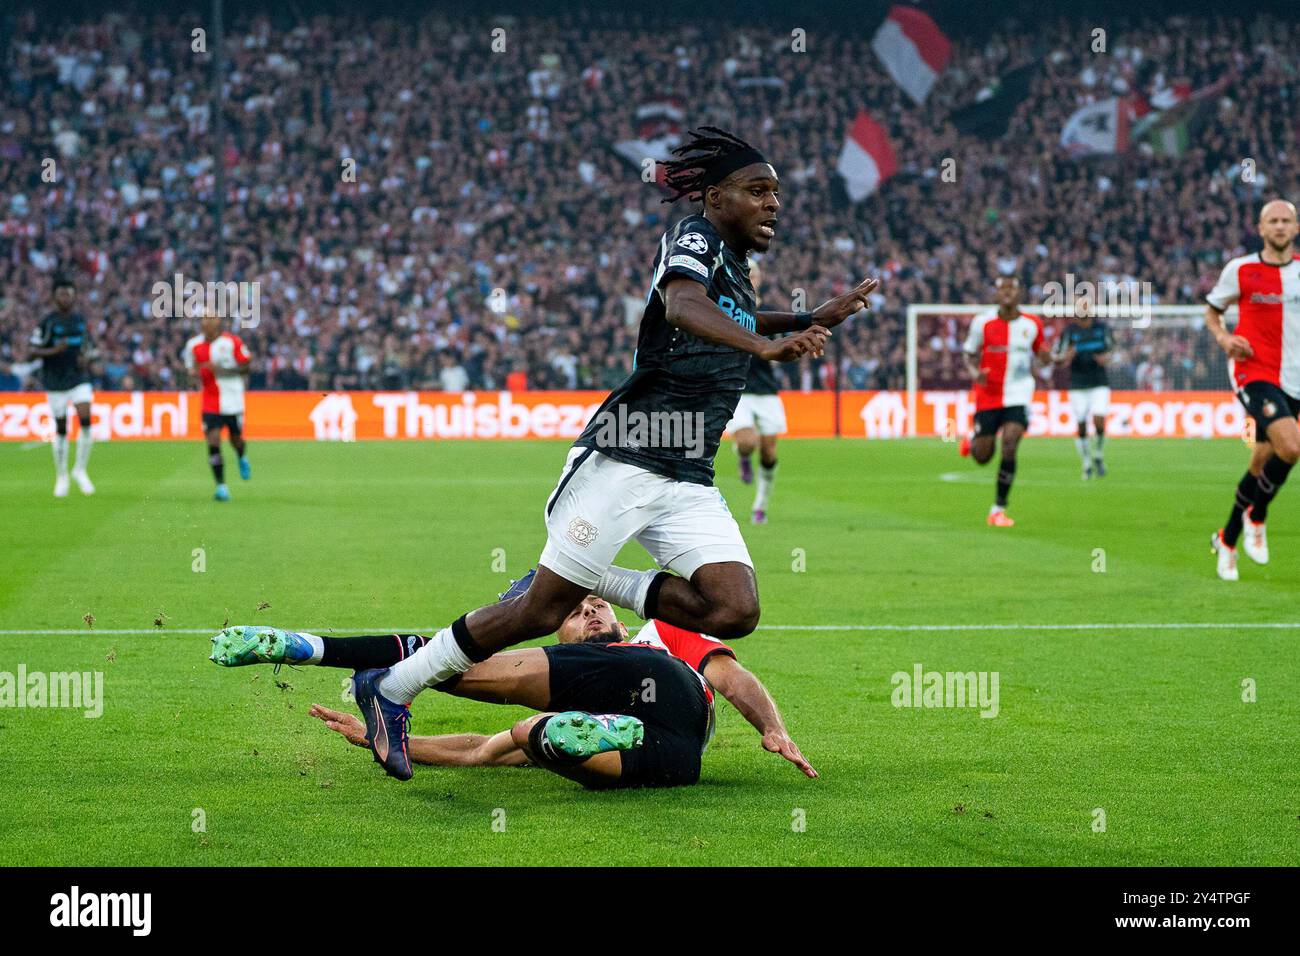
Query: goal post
905 303 1239 437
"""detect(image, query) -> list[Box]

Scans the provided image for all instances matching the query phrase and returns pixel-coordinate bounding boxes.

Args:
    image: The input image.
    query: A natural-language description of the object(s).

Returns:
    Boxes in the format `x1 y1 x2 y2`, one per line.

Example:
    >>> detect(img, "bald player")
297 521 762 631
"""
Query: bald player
1207 199 1300 581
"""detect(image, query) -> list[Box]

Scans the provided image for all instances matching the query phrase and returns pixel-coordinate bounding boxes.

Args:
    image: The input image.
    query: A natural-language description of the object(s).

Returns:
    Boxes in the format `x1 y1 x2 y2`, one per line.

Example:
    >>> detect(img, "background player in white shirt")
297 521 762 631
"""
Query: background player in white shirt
727 261 788 523
183 313 253 502
959 275 1052 526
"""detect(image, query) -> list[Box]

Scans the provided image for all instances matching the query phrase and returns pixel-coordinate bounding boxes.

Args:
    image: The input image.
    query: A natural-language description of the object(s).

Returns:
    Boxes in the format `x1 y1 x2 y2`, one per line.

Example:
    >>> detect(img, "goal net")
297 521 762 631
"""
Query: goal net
905 303 1242 438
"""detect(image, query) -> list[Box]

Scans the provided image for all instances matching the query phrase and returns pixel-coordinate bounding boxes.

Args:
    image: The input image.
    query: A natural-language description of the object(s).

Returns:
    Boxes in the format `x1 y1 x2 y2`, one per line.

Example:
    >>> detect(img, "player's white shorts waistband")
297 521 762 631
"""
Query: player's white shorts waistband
1069 386 1111 422
46 383 94 420
539 447 753 589
726 393 787 436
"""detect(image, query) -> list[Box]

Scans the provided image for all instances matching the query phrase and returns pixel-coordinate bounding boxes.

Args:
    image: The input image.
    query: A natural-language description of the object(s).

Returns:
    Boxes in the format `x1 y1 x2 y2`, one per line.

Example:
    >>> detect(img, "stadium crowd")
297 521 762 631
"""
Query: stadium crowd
0 5 1297 393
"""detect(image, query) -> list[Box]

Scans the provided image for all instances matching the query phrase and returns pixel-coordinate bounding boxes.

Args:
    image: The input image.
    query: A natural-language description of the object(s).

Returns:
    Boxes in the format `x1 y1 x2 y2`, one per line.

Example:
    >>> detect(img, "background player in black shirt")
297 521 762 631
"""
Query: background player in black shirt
27 274 96 497
1054 300 1114 479
726 260 787 523
336 127 880 780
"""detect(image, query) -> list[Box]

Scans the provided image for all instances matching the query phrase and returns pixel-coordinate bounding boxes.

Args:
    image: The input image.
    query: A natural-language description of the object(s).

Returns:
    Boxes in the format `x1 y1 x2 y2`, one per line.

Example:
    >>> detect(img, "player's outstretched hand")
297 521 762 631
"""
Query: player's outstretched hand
309 703 368 747
762 731 818 778
810 276 880 329
763 325 830 362
1219 334 1254 360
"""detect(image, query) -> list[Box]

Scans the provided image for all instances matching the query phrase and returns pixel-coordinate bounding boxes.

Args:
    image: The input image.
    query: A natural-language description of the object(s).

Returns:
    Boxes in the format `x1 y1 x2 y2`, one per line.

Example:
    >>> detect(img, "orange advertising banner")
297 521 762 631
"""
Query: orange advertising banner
0 389 1247 441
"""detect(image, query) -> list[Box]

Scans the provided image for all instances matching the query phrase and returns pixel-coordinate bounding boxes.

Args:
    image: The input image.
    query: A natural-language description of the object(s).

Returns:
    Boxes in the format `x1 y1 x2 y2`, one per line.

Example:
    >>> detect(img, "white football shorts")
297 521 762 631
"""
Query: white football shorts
539 446 753 589
726 393 787 436
46 382 94 421
1069 386 1111 423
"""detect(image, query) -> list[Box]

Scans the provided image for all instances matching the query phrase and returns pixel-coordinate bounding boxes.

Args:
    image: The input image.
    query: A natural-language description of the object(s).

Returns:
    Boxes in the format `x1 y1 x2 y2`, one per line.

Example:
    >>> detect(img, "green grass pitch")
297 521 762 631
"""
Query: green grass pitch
0 436 1296 866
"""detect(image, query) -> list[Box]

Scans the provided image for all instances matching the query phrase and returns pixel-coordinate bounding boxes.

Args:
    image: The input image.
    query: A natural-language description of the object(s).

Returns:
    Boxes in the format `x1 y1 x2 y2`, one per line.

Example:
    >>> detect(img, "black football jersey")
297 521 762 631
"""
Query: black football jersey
30 311 91 391
743 353 780 395
1057 320 1113 389
573 214 756 484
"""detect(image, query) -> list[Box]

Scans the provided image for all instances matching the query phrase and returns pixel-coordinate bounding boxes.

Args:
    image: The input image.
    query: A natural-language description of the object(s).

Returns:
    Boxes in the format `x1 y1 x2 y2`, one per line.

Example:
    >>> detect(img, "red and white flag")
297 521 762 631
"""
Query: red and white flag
612 99 685 178
872 5 951 105
837 111 897 202
1060 97 1142 156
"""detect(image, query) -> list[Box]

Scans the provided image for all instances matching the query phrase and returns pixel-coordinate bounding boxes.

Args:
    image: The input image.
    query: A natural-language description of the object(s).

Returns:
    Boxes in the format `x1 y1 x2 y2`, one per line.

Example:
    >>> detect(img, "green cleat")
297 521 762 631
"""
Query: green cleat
209 625 315 667
543 712 644 760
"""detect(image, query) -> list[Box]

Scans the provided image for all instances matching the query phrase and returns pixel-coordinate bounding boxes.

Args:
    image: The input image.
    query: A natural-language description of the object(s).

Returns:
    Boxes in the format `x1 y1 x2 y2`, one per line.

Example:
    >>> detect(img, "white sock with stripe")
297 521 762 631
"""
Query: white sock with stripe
754 462 777 511
594 566 659 618
52 435 69 477
74 429 93 472
378 626 474 703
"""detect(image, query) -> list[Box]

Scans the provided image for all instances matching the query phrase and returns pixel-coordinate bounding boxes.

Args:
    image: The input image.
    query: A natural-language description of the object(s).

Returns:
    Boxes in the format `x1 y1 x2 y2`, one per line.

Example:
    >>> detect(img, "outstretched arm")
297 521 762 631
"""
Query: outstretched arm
664 278 829 362
701 655 817 778
308 704 530 767
758 276 879 335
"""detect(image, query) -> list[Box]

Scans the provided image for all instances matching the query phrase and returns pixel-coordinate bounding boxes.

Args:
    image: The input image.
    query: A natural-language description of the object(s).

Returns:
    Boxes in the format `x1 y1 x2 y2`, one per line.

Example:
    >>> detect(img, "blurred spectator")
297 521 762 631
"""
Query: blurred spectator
438 351 469 392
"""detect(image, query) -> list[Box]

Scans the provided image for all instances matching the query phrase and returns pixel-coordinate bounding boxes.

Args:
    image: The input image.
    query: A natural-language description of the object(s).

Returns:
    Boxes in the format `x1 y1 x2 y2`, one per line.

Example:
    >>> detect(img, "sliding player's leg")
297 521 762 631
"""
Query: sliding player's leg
211 626 431 669
211 624 554 709
519 641 708 789
510 713 627 788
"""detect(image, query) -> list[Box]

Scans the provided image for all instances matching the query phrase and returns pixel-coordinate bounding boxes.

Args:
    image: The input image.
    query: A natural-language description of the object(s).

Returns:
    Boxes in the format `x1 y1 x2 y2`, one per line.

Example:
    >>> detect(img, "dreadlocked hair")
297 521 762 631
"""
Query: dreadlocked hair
660 126 760 204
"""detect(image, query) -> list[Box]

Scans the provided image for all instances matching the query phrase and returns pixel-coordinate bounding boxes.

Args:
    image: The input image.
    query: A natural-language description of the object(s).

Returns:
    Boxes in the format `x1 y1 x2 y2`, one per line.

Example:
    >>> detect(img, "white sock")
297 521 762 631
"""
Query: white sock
74 429 93 472
754 462 777 511
52 435 69 477
990 503 1004 514
378 626 473 704
1091 434 1105 460
298 631 325 664
593 566 659 618
1074 437 1089 462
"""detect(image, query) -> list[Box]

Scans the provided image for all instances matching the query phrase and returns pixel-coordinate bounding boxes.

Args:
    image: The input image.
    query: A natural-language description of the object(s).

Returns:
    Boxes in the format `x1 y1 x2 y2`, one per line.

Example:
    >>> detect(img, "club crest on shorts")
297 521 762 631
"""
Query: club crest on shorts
567 517 599 547
1263 400 1277 418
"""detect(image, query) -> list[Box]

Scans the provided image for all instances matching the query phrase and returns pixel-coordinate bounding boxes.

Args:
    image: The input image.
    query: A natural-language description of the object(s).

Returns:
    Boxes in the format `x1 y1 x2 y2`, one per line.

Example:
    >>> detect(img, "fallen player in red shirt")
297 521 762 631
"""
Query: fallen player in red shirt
211 590 815 790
